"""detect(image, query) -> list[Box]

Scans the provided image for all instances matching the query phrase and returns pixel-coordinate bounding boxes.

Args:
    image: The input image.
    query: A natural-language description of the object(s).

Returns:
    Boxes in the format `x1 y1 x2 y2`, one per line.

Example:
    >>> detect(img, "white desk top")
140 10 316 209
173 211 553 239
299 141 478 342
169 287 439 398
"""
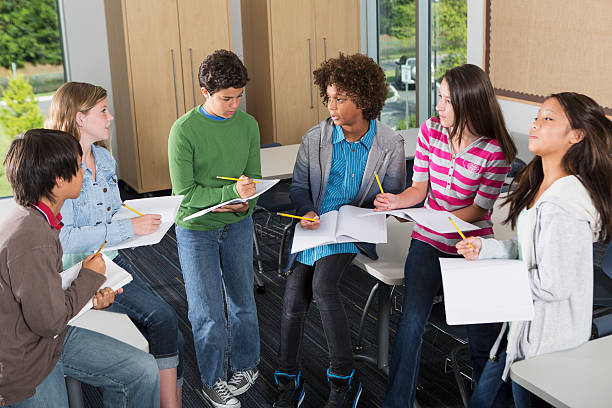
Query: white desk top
260 144 300 180
510 335 612 408
260 130 418 181
70 309 149 352
352 218 414 286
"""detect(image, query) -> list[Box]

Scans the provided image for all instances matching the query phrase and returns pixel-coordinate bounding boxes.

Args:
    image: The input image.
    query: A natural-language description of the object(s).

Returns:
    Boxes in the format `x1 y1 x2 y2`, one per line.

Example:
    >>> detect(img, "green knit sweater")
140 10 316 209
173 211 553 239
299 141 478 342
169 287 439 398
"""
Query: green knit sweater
168 107 261 231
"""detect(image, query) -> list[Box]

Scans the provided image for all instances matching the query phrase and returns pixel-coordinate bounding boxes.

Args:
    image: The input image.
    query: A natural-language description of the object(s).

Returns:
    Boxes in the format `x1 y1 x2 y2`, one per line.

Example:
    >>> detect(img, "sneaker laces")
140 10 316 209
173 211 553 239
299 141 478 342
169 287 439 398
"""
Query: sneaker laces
213 379 236 402
227 371 248 388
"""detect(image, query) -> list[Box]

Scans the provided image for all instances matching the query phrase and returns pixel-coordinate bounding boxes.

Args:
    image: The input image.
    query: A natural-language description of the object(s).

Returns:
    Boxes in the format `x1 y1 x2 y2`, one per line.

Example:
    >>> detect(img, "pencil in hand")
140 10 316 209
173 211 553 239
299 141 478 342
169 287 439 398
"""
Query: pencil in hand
216 176 260 183
94 240 108 256
448 217 475 250
375 173 385 194
277 212 318 222
122 203 144 216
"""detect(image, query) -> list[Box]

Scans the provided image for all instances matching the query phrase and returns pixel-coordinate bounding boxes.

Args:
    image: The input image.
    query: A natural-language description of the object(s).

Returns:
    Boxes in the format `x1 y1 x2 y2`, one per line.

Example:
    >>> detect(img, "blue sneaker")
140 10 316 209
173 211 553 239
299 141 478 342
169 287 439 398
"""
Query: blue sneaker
324 369 362 408
273 371 305 407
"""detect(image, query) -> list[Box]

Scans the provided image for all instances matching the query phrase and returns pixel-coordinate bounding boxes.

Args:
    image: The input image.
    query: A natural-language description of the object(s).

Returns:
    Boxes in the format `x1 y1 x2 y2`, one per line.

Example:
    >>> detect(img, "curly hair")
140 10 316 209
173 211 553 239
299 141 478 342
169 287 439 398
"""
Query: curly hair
313 53 387 120
198 49 249 94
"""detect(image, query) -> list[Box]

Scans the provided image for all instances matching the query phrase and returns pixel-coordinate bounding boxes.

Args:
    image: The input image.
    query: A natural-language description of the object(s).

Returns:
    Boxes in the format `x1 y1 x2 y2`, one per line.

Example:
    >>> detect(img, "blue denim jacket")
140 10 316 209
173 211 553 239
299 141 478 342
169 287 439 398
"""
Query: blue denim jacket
59 144 134 268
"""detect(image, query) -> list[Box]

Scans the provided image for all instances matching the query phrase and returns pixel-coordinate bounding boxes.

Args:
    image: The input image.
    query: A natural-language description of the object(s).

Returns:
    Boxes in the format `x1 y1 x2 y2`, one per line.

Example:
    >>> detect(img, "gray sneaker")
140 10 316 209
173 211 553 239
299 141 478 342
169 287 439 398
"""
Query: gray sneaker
202 379 241 408
227 368 259 396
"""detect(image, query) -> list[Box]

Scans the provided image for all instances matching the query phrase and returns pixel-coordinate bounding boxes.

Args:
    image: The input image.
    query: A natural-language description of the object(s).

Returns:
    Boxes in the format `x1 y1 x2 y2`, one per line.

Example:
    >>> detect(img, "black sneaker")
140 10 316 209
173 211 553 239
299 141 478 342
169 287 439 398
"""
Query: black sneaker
273 370 305 408
324 369 362 408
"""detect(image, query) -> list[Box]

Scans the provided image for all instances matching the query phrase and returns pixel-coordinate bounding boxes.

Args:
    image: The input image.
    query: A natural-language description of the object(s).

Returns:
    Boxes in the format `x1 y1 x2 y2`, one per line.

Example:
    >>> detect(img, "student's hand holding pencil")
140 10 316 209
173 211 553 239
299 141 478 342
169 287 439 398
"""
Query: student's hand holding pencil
455 237 482 261
373 192 400 211
83 253 106 276
299 211 320 230
235 175 256 199
131 214 162 235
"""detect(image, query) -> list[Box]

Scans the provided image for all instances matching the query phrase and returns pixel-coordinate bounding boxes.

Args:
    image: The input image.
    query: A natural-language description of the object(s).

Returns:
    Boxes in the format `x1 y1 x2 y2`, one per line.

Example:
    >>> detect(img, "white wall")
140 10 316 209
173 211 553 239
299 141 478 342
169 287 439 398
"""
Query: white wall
58 0 117 158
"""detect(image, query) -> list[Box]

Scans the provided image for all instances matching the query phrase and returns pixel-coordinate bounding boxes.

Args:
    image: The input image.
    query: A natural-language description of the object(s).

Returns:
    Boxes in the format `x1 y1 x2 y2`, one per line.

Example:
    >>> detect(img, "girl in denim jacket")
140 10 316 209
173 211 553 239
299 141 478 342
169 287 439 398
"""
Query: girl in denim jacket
46 82 184 408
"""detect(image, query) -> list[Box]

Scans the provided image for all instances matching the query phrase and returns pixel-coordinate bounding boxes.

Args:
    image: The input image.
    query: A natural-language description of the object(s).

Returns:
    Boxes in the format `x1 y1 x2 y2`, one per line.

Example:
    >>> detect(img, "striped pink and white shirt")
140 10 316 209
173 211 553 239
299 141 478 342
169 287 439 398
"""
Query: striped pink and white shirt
411 117 510 253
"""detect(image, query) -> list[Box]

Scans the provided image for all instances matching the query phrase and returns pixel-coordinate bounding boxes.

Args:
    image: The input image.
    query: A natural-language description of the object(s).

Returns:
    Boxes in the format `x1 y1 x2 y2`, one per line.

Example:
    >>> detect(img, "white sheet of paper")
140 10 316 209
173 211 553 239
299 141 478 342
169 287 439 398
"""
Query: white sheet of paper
291 211 339 253
291 205 387 253
61 254 133 325
183 179 280 221
105 195 184 251
360 207 479 234
439 258 534 325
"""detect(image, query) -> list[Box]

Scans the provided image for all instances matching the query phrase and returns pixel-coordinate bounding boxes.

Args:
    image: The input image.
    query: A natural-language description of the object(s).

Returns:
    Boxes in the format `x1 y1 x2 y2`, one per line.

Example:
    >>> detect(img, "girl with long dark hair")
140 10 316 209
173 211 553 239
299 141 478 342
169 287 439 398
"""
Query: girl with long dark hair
459 92 612 407
378 64 518 407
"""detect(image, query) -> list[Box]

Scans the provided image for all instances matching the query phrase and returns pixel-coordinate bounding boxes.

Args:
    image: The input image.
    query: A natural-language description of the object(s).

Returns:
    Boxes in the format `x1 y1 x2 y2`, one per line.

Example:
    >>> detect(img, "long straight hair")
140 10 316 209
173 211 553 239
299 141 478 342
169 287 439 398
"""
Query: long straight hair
443 64 517 164
504 92 612 243
45 82 107 146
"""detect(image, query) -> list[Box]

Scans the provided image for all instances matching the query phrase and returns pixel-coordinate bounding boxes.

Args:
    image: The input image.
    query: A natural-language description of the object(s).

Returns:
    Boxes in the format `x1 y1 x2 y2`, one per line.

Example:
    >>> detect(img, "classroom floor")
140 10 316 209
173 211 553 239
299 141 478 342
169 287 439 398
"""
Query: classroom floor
81 209 470 407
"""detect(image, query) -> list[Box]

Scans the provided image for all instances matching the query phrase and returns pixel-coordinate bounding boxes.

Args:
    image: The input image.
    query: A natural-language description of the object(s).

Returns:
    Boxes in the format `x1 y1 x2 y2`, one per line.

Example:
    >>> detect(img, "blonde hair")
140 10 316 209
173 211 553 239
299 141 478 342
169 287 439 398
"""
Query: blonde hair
45 82 107 143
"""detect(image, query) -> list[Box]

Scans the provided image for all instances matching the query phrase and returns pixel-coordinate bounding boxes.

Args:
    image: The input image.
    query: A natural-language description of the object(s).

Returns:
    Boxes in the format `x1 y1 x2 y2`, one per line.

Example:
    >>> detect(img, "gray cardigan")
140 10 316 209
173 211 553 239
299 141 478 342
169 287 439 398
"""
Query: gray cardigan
290 118 406 217
479 176 599 379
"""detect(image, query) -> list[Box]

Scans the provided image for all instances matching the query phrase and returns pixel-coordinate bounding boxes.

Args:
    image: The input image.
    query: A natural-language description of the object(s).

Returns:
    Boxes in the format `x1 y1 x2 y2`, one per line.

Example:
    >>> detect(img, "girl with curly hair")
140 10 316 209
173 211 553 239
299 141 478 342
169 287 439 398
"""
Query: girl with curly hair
273 53 406 408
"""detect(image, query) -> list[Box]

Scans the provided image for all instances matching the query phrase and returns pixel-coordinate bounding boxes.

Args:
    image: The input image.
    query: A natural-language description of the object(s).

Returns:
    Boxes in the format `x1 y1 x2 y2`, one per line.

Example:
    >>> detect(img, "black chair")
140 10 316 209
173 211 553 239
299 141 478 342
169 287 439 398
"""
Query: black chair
252 143 295 290
501 158 527 193
592 242 612 338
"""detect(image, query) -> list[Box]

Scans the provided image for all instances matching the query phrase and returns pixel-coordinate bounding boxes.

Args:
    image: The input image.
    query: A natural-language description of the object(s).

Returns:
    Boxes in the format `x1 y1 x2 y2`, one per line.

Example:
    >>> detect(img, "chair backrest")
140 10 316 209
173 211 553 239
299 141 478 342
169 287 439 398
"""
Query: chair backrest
602 242 612 280
491 193 515 240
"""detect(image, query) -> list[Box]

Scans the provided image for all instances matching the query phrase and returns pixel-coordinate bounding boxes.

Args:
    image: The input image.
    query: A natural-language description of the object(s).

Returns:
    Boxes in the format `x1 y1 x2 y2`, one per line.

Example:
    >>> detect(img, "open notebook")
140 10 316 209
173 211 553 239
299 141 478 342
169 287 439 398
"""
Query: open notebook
61 254 133 325
105 195 184 251
361 207 479 234
291 205 387 253
184 179 280 221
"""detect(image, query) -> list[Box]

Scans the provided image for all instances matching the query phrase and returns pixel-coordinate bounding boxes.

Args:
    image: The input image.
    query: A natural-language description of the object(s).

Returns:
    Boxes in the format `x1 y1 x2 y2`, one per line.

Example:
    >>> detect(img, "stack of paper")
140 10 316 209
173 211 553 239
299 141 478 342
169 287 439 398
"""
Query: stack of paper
105 195 184 251
439 258 534 325
291 205 387 253
184 179 280 221
61 254 133 325
361 207 479 234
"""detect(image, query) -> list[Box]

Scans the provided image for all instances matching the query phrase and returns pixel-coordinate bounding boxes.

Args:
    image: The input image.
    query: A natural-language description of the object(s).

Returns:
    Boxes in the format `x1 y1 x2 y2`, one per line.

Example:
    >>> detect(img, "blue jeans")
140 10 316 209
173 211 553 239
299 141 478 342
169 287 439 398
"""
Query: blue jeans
471 349 551 408
176 217 260 387
469 348 511 408
109 254 184 385
6 326 159 407
383 239 503 408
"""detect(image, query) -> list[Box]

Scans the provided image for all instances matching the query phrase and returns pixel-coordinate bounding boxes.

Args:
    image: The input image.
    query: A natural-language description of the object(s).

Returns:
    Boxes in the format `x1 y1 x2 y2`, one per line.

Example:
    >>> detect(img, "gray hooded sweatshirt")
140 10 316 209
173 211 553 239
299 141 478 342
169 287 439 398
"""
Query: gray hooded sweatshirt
477 175 600 380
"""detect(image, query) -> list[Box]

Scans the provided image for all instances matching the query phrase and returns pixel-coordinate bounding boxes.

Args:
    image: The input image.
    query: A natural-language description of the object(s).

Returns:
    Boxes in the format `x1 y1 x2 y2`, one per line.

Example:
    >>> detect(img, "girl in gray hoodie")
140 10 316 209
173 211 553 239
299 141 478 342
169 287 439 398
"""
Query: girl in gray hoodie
457 92 612 408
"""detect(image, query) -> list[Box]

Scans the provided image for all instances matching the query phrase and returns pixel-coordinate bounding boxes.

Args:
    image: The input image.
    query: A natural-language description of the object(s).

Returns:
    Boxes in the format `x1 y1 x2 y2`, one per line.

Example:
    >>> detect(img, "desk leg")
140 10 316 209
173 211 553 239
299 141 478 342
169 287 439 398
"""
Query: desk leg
377 283 391 375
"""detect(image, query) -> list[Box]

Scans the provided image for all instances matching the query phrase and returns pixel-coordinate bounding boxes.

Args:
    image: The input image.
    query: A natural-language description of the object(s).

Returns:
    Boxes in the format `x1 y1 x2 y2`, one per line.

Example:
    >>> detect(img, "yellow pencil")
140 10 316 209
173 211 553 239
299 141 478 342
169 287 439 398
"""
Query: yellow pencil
122 203 144 216
448 217 475 250
277 212 318 222
375 172 385 194
216 176 260 183
94 240 107 256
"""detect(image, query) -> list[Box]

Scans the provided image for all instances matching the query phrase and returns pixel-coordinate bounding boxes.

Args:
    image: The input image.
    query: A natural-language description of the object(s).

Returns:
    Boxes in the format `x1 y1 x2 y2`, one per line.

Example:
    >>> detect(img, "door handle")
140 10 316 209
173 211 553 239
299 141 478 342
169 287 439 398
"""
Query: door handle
171 49 179 118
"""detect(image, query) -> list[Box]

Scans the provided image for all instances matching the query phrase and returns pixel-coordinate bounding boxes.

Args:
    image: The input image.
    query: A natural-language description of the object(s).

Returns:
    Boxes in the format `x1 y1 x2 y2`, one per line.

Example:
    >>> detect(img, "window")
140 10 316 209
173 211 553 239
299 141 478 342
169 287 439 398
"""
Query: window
373 0 467 129
0 0 66 197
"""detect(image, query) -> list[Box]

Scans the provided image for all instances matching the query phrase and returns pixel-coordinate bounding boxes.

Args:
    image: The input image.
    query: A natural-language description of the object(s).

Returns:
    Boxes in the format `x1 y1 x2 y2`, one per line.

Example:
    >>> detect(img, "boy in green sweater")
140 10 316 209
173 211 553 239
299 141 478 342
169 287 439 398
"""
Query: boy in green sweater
168 49 261 408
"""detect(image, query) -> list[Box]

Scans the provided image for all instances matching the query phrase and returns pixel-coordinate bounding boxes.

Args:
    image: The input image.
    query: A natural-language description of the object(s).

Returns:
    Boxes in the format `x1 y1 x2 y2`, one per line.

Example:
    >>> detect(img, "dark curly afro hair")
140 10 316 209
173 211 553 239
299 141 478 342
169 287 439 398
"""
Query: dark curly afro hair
198 49 249 94
313 53 387 121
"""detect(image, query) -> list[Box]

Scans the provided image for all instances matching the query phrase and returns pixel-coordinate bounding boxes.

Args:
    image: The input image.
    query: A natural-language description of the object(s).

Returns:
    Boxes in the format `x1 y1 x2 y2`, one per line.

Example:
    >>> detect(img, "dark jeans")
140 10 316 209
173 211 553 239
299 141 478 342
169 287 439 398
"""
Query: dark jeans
471 348 552 408
109 254 184 383
278 253 356 376
383 239 503 408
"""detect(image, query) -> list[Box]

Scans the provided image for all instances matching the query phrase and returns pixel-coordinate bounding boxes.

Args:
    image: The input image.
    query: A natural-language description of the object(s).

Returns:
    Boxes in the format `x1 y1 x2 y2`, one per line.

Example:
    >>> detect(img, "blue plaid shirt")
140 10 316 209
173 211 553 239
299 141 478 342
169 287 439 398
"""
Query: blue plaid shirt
296 120 376 266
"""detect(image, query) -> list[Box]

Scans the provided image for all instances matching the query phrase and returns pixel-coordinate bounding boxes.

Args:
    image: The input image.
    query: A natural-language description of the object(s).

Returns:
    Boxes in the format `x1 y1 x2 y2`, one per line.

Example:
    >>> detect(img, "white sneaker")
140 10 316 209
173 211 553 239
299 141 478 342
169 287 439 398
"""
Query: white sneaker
202 378 241 408
227 368 259 396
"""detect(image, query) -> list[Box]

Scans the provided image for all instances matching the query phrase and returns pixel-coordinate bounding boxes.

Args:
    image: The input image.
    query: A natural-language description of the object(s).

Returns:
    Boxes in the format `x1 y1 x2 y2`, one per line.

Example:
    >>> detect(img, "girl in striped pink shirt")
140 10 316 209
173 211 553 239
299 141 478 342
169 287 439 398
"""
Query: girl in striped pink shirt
378 64 517 408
